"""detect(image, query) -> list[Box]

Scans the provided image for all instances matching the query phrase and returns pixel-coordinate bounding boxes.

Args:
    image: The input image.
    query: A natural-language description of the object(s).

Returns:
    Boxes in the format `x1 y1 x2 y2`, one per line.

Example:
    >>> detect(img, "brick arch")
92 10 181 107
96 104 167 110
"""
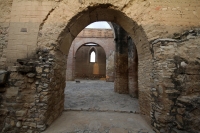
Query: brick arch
74 41 111 58
1 1 200 132
74 43 106 79
76 43 106 64
35 1 200 132
37 2 153 130
66 38 114 80
37 2 150 57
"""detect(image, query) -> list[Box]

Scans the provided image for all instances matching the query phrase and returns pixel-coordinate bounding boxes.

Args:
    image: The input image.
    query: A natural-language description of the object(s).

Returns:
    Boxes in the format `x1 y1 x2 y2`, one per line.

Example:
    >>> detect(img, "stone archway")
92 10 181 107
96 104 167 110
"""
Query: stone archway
65 27 115 81
74 43 106 79
1 1 199 133
37 3 153 131
66 33 115 81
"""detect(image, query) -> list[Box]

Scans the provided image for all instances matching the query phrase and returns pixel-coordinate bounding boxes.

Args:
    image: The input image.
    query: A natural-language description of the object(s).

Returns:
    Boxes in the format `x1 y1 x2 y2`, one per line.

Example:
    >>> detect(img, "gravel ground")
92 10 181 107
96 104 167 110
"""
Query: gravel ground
64 80 140 113
42 80 154 133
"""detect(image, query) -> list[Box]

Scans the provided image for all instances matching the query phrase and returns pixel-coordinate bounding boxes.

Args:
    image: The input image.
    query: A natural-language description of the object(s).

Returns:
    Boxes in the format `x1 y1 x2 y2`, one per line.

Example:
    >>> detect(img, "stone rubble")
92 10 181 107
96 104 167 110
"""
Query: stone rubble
150 29 200 133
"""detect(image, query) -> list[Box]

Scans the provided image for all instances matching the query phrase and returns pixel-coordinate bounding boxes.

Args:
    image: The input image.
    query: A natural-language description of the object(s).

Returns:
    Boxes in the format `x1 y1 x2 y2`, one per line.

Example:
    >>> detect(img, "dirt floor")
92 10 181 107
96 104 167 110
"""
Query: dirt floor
43 80 154 133
64 80 139 113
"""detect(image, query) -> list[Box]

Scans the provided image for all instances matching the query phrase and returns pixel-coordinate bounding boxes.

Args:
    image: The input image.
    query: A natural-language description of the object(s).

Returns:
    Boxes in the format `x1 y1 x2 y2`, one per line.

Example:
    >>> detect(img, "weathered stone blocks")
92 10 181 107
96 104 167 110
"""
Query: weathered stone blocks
6 87 19 98
0 0 200 133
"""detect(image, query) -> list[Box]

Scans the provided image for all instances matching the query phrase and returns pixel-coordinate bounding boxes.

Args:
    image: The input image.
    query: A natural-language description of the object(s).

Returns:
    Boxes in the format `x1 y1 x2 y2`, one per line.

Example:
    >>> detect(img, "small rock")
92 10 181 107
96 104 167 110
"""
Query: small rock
44 68 49 72
180 61 187 67
36 67 43 73
44 65 50 68
16 121 22 127
187 34 196 39
16 110 27 117
0 69 8 85
10 120 15 126
27 73 36 78
153 91 158 97
42 74 47 77
27 130 33 133
37 124 46 131
49 58 54 61
6 87 19 98
28 78 34 83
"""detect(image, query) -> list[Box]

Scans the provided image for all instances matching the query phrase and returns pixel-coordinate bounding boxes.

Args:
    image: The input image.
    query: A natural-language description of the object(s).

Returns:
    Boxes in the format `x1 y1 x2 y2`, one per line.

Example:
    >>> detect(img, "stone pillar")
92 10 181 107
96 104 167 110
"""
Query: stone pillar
128 37 138 98
113 23 129 94
72 56 75 80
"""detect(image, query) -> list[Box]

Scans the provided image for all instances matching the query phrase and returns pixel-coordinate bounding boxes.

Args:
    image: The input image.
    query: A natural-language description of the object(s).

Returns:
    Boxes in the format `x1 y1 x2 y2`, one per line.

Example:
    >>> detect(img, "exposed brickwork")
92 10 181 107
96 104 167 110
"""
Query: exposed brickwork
0 0 12 69
113 23 129 94
75 45 106 79
128 37 138 98
6 0 57 65
77 29 114 38
0 48 65 133
150 29 200 133
66 29 115 81
0 0 200 133
106 51 115 82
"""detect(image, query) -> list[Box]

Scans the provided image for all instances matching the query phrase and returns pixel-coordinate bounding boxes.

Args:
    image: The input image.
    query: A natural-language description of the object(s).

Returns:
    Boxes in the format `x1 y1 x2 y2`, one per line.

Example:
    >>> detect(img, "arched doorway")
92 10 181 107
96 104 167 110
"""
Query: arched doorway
1 1 199 133
37 2 153 132
74 43 106 79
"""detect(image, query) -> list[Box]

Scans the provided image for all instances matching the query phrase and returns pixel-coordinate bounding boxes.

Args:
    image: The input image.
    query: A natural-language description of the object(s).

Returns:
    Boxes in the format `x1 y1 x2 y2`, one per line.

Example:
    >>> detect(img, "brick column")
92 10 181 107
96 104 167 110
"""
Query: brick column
113 23 129 94
128 37 138 98
72 56 75 80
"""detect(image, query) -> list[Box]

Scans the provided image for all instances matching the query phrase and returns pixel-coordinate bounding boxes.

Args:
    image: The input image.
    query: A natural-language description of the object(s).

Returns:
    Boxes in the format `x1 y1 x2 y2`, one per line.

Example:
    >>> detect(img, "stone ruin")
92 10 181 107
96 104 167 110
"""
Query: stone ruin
0 0 200 133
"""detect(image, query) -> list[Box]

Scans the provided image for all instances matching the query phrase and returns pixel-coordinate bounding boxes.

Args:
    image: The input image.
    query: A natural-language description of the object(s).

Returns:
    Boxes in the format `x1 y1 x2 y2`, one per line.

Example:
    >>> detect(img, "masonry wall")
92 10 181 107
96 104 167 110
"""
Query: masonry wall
151 30 200 133
0 0 200 133
6 0 57 66
0 0 12 69
0 0 13 131
66 29 115 81
75 45 106 79
106 51 115 82
128 38 138 98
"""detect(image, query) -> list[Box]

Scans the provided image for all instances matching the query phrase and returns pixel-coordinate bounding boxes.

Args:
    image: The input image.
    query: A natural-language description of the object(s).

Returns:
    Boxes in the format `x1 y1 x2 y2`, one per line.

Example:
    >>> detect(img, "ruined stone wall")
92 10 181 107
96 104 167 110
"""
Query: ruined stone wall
1 48 66 133
0 0 13 131
0 0 200 132
0 1 65 132
151 29 200 133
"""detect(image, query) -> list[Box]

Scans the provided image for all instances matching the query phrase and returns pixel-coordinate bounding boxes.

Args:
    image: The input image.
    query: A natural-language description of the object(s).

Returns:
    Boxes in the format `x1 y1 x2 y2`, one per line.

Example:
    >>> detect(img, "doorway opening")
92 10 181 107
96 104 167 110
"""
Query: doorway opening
64 21 139 113
39 4 153 132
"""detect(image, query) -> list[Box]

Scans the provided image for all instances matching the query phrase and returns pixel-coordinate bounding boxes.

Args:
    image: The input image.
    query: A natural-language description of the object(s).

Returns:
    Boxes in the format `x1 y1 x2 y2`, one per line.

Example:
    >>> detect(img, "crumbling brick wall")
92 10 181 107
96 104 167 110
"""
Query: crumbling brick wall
0 0 200 133
151 29 200 133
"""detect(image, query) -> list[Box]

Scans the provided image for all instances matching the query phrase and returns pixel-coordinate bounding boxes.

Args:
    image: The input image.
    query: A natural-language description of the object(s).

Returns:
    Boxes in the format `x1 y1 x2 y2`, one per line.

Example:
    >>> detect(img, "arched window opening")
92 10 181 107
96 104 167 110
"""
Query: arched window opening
90 51 96 62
